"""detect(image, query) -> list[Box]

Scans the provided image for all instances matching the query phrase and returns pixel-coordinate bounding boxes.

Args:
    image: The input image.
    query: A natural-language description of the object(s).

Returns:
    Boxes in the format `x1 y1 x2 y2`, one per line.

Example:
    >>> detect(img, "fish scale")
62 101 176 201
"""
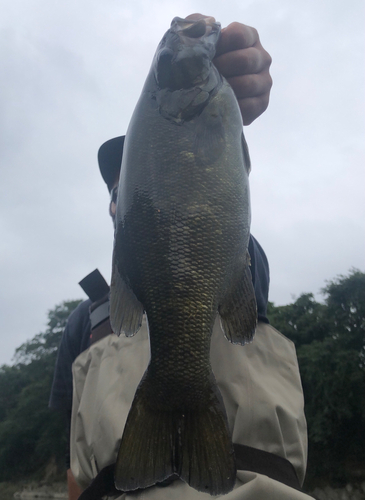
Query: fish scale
110 16 257 496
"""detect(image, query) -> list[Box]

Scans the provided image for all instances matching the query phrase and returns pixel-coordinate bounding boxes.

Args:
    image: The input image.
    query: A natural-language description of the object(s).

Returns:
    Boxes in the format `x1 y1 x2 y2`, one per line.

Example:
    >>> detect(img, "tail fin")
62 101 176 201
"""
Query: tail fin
115 373 236 495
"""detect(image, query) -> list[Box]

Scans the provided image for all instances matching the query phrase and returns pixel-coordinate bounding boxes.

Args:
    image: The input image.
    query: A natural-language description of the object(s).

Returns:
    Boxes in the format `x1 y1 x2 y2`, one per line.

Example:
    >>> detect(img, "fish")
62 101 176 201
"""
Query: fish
110 16 257 496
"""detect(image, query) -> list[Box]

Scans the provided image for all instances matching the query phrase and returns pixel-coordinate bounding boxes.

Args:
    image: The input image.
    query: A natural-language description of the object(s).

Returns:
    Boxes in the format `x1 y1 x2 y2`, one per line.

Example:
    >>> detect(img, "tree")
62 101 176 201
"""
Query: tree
323 269 365 356
268 269 365 486
0 300 81 481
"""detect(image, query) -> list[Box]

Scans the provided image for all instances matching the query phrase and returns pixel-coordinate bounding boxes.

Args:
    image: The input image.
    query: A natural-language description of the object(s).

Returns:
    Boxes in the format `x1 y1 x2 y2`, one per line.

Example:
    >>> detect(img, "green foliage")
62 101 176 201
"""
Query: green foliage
13 301 80 365
0 300 81 481
268 269 365 486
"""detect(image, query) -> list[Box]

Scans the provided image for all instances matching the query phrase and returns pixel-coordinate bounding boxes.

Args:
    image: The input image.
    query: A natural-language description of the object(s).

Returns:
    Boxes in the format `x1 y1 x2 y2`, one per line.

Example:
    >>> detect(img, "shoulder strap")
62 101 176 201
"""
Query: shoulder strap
79 269 113 345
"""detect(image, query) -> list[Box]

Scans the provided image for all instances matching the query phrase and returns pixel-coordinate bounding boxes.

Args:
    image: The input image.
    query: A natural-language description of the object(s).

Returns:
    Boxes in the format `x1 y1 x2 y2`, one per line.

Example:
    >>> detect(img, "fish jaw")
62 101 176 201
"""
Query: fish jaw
154 17 221 91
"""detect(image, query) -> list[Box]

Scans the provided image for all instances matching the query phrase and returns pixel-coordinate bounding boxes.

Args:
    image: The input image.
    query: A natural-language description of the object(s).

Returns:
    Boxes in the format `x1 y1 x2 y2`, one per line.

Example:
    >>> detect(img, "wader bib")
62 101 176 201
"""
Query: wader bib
71 318 313 499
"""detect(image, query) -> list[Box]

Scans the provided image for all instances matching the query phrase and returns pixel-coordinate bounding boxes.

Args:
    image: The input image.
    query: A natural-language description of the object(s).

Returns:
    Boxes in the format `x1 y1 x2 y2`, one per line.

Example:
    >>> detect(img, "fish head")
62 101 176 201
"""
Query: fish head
154 17 221 91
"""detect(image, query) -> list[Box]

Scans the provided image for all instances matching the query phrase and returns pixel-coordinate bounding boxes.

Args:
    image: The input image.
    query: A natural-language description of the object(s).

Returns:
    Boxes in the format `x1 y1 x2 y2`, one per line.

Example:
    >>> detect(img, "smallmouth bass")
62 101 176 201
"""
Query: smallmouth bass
110 16 257 496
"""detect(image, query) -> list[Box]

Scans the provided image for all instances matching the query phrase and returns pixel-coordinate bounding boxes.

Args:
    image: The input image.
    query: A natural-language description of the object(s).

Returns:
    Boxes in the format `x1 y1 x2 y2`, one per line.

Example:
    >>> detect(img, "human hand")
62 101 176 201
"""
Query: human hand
185 14 272 125
67 468 82 500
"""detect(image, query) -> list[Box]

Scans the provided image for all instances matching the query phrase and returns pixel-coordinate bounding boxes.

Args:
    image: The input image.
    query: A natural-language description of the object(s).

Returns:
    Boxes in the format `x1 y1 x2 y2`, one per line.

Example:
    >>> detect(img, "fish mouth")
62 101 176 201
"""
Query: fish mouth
155 17 221 91
173 16 218 39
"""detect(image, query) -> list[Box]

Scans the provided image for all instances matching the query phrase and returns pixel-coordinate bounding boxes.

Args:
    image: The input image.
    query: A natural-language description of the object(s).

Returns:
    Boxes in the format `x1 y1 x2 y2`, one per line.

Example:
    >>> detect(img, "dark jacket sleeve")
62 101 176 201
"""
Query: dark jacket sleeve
49 299 92 469
249 235 270 323
49 299 92 411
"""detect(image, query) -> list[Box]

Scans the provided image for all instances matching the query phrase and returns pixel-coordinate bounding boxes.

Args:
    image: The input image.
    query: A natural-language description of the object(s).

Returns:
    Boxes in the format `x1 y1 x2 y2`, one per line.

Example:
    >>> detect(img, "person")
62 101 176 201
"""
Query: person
49 14 312 500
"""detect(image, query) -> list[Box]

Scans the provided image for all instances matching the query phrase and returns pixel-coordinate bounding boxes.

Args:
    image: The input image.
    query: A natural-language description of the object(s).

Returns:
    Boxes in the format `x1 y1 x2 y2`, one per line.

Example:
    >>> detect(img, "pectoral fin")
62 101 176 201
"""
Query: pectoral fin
218 252 257 344
110 254 144 337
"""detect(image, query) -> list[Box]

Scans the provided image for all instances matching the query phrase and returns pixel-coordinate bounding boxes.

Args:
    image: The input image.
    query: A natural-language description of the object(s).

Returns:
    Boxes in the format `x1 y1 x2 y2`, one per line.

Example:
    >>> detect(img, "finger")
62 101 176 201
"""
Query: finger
238 92 271 126
184 13 216 23
214 46 272 77
226 71 273 99
215 22 259 56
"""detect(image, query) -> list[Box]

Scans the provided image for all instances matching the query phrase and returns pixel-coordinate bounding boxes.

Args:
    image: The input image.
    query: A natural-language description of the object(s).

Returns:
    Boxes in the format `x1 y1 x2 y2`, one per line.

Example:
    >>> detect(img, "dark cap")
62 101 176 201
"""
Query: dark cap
98 136 125 192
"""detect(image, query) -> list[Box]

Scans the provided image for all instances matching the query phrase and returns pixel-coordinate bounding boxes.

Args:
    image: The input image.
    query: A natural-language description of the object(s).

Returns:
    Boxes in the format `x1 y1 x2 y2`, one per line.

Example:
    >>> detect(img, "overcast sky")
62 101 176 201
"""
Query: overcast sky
0 0 364 366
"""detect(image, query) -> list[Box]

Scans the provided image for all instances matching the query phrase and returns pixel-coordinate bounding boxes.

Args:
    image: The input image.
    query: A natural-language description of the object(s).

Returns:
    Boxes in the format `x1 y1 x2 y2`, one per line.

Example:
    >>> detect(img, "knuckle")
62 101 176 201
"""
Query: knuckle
263 50 272 68
264 71 273 91
240 92 271 126
225 22 258 48
246 74 261 95
229 21 245 32
250 26 259 39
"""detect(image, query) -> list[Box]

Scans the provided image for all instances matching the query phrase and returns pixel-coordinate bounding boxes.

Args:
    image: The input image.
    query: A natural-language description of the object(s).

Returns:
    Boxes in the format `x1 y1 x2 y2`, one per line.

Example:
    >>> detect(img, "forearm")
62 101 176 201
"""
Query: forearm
67 468 82 500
